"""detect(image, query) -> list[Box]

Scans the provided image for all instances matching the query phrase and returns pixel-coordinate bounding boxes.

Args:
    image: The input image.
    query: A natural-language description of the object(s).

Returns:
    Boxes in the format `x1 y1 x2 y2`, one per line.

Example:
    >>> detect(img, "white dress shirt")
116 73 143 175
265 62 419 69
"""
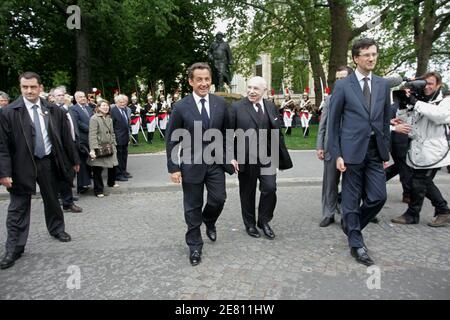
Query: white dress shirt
252 99 265 114
24 97 52 155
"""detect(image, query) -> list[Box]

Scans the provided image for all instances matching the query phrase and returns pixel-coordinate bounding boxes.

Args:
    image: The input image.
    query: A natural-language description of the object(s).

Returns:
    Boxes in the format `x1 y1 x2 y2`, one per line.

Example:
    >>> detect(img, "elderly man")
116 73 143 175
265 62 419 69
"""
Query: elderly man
70 91 93 194
110 94 132 181
51 86 82 213
0 91 9 108
229 76 292 240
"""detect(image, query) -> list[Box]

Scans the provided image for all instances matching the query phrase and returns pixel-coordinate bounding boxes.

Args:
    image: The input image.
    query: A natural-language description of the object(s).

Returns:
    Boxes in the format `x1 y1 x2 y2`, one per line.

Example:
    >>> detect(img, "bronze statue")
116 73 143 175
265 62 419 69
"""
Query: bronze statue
208 32 233 92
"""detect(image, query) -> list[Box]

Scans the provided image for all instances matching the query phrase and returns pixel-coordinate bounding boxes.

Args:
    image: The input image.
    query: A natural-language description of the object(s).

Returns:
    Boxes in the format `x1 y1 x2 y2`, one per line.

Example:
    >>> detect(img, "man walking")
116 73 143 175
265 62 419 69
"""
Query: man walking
166 62 233 266
328 38 391 266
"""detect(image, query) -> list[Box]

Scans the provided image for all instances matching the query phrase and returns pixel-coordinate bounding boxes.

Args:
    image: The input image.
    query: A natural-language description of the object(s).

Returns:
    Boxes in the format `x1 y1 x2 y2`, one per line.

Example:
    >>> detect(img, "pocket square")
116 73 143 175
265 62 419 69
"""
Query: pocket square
274 117 278 120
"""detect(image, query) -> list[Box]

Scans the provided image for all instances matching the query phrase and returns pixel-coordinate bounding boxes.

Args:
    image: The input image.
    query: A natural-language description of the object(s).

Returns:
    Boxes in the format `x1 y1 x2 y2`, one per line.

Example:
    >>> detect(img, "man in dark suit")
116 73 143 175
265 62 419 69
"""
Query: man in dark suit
0 72 80 269
229 76 292 240
316 66 353 227
70 90 93 193
328 38 391 266
51 86 82 213
166 62 233 266
110 94 132 181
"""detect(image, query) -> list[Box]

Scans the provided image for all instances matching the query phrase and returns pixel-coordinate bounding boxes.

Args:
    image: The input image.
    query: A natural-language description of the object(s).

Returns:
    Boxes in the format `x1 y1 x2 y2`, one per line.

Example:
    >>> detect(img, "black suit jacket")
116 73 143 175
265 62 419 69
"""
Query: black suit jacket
110 106 130 146
229 98 293 172
0 97 80 194
165 93 234 184
70 103 93 146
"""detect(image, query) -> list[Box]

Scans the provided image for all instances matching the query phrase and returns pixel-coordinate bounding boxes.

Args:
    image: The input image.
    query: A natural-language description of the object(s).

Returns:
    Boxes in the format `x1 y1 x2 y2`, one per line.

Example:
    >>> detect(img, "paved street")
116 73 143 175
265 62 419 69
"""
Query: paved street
0 151 449 300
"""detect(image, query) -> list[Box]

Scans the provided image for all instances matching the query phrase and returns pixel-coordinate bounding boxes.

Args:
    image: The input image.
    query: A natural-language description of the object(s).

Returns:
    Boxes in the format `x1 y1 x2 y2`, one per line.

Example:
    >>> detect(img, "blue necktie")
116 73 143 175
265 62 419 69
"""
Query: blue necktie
32 105 46 158
200 98 210 128
81 105 90 117
121 108 128 123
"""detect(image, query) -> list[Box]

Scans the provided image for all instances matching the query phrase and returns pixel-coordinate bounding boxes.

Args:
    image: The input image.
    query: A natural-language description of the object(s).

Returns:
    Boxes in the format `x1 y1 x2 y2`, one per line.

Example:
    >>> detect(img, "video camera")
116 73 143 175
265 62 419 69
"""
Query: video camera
393 77 427 110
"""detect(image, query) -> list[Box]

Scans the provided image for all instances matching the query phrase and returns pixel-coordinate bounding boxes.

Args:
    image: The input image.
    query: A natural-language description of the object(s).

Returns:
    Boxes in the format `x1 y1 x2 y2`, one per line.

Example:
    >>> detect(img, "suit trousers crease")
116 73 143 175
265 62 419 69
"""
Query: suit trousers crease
182 165 226 252
6 157 65 253
341 139 387 248
238 165 277 227
321 159 341 217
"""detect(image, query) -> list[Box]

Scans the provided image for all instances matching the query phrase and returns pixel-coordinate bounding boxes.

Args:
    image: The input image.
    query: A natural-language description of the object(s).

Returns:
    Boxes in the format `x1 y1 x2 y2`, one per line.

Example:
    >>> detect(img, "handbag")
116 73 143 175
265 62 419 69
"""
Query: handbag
95 143 113 158
94 117 114 158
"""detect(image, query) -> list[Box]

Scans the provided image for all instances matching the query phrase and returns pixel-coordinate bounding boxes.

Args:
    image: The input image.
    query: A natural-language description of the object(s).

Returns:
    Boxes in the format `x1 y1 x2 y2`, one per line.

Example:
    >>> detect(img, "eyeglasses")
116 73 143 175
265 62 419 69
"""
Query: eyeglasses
358 52 378 58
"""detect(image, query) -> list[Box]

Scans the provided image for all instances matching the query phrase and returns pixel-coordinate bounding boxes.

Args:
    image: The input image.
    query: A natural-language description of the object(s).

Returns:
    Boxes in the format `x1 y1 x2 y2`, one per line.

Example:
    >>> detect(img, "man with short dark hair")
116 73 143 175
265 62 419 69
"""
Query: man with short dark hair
391 71 450 227
328 38 391 266
316 66 353 227
166 62 234 266
0 72 80 269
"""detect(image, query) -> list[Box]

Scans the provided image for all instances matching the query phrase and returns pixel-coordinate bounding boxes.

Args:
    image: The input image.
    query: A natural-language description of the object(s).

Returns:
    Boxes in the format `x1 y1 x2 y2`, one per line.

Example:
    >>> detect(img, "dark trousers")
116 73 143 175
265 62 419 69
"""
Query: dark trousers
385 148 413 196
342 138 387 248
5 157 65 253
182 165 226 252
92 166 116 195
405 168 450 219
132 134 139 144
77 150 92 192
147 132 154 143
238 165 277 228
59 171 76 207
115 145 128 177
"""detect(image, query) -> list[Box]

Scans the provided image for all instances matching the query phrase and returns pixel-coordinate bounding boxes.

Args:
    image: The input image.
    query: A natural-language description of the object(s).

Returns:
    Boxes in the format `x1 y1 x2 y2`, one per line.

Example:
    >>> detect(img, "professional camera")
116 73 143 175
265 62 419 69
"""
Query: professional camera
393 78 427 110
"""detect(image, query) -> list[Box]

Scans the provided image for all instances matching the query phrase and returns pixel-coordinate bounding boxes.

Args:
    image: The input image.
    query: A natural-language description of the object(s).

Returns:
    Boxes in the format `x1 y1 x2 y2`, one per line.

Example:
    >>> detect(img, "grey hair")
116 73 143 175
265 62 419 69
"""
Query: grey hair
114 94 128 103
248 76 267 90
0 91 10 100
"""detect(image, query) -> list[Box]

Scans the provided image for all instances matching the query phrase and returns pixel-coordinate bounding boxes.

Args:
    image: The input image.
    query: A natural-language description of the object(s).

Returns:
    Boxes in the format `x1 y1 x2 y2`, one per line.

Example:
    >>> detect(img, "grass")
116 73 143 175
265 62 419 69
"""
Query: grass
127 124 319 154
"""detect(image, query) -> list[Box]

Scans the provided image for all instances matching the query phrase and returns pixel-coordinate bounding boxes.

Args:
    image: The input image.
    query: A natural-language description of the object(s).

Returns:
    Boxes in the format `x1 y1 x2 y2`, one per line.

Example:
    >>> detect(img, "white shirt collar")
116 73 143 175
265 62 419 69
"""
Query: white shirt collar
192 92 209 105
355 69 372 82
23 97 41 110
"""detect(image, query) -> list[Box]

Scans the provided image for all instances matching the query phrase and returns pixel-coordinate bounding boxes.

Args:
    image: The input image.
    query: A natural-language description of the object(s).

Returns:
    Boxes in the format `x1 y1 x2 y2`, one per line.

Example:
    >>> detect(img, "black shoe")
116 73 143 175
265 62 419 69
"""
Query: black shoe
72 196 79 201
206 227 217 242
115 176 129 182
53 231 72 242
350 247 374 266
0 251 22 270
125 172 133 178
257 222 275 240
77 187 89 194
189 250 201 266
370 217 380 223
319 216 335 227
246 226 260 238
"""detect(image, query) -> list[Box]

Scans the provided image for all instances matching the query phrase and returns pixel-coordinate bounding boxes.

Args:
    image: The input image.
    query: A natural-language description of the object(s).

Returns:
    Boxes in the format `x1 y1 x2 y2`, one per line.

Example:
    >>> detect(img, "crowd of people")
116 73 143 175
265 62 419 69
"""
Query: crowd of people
0 37 449 270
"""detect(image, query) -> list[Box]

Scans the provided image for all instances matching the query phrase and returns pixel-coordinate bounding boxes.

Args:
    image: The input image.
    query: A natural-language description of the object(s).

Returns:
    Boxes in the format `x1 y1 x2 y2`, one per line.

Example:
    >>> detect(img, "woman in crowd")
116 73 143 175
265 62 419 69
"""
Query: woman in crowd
88 100 119 197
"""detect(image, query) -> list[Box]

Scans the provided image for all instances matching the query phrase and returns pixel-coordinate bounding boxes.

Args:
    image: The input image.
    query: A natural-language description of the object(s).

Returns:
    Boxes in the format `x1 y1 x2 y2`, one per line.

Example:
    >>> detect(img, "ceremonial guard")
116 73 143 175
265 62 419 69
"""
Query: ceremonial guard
157 95 169 138
299 93 312 137
144 94 157 144
281 94 294 135
129 94 142 145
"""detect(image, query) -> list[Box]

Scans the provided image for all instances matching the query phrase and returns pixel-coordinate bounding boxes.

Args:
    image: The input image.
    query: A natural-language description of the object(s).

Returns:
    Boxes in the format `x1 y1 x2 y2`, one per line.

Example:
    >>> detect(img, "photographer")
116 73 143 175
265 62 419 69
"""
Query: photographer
391 72 450 227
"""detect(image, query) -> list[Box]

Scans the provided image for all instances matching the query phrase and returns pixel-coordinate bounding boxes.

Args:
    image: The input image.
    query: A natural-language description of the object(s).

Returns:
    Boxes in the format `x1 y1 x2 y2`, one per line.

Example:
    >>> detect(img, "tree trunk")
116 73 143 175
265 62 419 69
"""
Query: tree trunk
414 0 436 77
303 6 326 107
327 0 353 87
75 16 91 92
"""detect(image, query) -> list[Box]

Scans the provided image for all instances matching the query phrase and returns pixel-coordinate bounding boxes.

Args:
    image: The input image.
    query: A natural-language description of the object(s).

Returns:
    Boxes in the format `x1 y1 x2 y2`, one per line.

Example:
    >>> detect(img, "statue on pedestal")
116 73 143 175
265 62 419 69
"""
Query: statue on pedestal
208 32 233 92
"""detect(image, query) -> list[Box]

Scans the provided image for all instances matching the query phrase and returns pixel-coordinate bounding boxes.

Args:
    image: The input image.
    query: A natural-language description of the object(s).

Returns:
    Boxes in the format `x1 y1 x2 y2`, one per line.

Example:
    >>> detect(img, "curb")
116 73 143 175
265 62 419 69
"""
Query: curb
2 176 450 200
